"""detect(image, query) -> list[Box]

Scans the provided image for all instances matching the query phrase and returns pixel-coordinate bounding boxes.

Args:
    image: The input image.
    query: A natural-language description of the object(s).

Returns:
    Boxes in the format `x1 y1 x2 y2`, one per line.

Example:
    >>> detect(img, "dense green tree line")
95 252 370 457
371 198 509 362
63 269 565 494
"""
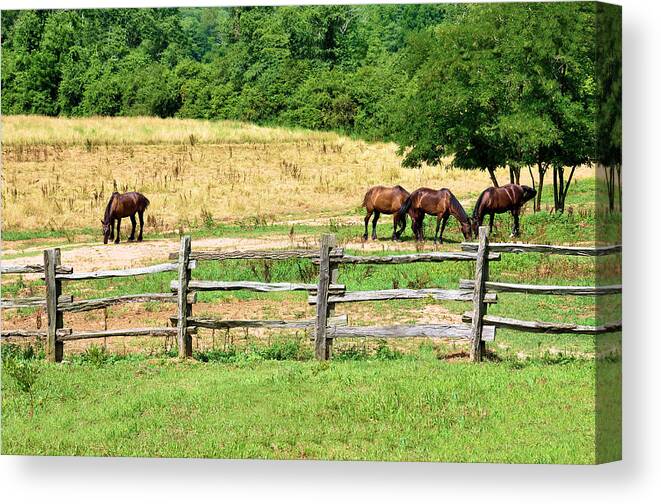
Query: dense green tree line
1 4 620 211
1 5 459 138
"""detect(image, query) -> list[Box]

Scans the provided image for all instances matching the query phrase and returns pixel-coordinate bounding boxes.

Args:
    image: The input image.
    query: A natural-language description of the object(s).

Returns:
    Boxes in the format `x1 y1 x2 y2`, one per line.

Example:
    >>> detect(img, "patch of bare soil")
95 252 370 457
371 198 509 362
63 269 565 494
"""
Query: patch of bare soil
1 235 311 274
1 225 464 275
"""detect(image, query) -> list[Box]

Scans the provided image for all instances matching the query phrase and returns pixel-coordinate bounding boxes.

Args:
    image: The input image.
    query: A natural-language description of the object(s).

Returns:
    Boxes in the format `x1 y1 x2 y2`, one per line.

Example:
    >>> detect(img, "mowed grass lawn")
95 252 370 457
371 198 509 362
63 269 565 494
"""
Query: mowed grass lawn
1 354 598 463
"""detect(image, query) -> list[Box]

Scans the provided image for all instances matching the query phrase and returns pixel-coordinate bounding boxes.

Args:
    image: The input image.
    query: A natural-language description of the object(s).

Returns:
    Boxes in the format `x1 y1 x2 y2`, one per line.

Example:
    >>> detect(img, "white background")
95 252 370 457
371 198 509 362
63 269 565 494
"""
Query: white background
1 0 658 502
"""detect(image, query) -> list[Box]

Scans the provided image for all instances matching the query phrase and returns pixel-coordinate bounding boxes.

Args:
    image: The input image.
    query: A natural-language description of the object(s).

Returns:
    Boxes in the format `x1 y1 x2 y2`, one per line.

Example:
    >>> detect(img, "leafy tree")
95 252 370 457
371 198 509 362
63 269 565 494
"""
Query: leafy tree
595 3 622 212
392 2 597 212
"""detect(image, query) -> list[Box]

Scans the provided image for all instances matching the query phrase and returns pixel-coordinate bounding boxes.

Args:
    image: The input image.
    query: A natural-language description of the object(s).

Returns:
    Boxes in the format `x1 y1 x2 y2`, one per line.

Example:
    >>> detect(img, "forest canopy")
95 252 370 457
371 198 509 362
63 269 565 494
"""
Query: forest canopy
1 5 460 137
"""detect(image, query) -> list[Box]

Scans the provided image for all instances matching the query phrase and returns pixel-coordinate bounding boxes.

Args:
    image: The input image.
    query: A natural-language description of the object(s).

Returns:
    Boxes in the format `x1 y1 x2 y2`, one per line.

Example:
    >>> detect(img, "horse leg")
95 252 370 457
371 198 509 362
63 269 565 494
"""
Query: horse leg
128 215 136 241
417 212 425 241
488 213 495 235
372 211 380 240
138 211 144 242
439 214 449 245
363 211 372 241
433 215 442 245
109 218 115 241
392 214 399 241
511 210 520 237
114 218 121 244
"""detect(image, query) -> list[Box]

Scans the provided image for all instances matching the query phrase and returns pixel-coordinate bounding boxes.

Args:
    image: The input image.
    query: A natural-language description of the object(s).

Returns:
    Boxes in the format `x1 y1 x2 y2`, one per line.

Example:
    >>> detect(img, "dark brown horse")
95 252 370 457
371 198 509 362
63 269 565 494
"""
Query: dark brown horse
361 185 413 241
471 184 536 237
398 188 472 243
101 192 150 244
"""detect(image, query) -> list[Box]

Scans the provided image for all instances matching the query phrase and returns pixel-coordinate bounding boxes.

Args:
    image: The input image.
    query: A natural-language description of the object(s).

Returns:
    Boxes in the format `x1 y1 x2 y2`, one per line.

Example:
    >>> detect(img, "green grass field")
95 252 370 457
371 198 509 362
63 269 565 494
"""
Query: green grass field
2 347 604 463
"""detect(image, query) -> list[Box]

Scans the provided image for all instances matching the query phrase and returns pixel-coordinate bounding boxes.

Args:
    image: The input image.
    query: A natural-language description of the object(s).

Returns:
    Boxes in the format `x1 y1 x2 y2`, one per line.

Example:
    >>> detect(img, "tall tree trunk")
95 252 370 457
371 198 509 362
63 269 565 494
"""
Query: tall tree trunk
509 166 521 185
616 163 622 211
559 166 576 213
527 165 537 213
603 163 616 212
553 165 576 214
536 162 547 212
552 165 559 212
487 167 499 187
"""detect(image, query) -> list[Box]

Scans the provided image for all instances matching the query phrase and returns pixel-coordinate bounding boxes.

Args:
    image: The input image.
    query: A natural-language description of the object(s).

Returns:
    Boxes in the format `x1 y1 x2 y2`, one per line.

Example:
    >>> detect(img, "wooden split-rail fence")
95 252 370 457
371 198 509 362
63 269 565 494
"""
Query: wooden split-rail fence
459 240 622 335
0 227 621 363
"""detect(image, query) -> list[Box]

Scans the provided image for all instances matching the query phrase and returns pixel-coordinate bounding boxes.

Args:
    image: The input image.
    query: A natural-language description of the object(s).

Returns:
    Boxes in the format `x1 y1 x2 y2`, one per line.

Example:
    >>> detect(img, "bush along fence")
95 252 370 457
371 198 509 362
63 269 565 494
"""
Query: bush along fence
0 227 621 363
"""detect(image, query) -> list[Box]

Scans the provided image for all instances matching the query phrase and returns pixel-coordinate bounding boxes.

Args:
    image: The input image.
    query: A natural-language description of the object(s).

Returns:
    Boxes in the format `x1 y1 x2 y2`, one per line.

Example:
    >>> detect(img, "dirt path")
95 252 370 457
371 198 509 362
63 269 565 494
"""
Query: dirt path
1 235 304 272
1 229 447 273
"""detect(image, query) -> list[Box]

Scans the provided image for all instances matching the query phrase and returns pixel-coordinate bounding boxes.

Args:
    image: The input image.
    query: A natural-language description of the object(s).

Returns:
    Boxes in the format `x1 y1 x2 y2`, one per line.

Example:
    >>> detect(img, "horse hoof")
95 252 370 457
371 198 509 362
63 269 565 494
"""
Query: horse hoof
128 237 135 242
362 235 368 241
137 237 143 242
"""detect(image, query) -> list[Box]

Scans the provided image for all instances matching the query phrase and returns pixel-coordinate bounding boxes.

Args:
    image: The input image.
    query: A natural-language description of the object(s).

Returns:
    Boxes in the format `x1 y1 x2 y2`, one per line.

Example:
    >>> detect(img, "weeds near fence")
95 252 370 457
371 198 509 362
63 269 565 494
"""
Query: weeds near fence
2 348 42 417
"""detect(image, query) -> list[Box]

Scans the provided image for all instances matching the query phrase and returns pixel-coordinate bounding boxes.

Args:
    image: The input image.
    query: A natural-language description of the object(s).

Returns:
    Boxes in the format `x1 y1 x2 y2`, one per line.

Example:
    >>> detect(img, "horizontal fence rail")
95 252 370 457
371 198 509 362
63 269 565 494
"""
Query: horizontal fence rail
1 264 73 275
169 314 348 330
55 261 196 281
1 295 71 309
1 294 195 312
328 323 496 341
56 327 196 342
171 280 346 293
59 293 197 313
461 242 622 256
312 251 501 265
462 312 622 335
1 329 48 338
459 279 622 296
307 288 497 305
168 248 344 262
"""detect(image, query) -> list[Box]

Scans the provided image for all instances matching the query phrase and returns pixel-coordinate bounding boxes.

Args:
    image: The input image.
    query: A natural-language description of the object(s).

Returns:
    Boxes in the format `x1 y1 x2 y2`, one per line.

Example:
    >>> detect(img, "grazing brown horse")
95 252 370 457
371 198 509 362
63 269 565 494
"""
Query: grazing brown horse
361 185 412 241
101 192 150 244
471 184 536 237
397 188 472 243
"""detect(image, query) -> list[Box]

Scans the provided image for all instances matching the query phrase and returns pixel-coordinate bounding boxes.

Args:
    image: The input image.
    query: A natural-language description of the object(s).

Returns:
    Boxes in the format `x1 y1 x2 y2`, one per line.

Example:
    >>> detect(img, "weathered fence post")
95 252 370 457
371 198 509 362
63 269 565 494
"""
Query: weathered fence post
44 248 64 362
176 235 192 358
470 226 489 362
315 234 335 360
327 238 340 359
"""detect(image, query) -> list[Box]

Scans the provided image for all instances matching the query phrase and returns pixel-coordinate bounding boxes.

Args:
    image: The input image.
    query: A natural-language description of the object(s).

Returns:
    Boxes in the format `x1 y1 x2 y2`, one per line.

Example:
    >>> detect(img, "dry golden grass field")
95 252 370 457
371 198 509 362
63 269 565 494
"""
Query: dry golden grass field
1 115 593 233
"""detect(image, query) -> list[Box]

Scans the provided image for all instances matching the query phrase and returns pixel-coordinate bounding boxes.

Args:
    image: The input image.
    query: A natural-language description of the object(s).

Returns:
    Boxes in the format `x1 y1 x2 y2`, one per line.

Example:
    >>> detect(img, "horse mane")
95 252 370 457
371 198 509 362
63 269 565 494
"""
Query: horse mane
103 192 119 223
472 188 490 219
449 192 469 223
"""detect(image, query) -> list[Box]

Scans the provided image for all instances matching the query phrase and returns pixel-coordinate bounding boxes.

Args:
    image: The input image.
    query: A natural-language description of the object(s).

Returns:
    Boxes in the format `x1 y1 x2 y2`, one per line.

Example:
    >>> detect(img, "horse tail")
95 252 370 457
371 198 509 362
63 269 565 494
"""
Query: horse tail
361 189 372 208
397 195 413 225
143 195 150 209
472 188 489 220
